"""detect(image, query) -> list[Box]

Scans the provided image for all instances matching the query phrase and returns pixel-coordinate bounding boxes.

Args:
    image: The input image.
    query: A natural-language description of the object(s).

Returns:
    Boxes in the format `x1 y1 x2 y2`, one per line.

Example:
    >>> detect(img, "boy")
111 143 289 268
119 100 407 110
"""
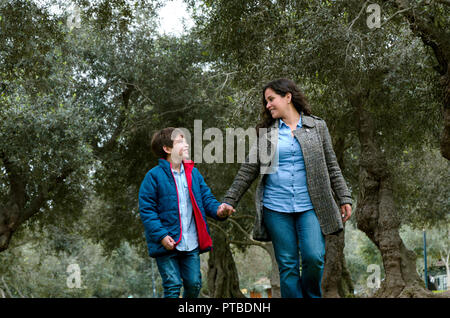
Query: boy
138 127 234 298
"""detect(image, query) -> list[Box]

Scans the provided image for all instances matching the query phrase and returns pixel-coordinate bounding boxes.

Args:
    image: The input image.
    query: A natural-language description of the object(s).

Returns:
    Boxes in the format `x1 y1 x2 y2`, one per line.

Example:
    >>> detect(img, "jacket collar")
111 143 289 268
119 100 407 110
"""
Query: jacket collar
158 158 195 177
301 114 316 128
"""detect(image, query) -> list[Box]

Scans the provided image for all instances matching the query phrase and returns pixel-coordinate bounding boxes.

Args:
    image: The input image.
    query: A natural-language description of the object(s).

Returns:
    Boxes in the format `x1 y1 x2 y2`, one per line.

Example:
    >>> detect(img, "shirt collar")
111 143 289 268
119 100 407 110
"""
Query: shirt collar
171 162 185 174
279 115 302 129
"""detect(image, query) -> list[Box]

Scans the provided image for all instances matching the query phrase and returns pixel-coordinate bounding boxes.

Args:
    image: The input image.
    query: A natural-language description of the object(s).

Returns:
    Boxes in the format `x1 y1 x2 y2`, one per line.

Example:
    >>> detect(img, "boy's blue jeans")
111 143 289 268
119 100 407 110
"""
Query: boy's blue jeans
155 248 202 298
263 206 325 298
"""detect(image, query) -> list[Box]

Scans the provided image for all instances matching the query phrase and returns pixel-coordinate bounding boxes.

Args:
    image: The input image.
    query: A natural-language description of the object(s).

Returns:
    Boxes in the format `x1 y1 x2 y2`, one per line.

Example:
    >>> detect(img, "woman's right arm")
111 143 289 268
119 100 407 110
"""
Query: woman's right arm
223 140 260 208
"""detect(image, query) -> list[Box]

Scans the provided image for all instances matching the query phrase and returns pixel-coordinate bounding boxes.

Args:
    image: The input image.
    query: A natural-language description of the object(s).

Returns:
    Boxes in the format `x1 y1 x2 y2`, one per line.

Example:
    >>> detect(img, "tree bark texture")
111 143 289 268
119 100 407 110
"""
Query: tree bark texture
0 153 73 252
322 229 354 298
0 85 131 253
0 204 21 252
321 125 354 298
355 104 432 297
261 242 281 298
207 224 246 298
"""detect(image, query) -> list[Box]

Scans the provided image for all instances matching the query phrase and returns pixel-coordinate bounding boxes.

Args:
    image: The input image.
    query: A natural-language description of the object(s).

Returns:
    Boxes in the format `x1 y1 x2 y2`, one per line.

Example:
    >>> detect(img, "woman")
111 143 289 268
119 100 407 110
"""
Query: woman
223 78 352 298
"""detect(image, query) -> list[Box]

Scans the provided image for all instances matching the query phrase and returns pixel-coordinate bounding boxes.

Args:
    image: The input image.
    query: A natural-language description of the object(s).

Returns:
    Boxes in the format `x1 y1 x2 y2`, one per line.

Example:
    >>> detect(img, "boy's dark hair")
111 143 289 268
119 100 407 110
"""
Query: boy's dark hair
151 127 183 159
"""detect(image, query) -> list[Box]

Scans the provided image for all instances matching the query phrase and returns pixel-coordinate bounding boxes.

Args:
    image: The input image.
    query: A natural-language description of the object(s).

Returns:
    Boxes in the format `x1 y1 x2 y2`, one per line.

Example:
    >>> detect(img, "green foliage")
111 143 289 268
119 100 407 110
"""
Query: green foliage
232 245 272 290
188 0 448 229
345 221 384 296
0 0 448 298
401 223 450 270
0 222 160 298
0 0 66 82
394 148 450 228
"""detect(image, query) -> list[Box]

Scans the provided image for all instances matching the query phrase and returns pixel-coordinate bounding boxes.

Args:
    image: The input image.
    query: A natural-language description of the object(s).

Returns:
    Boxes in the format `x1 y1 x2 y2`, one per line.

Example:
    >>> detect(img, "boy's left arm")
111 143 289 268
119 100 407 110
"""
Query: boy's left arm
195 169 230 221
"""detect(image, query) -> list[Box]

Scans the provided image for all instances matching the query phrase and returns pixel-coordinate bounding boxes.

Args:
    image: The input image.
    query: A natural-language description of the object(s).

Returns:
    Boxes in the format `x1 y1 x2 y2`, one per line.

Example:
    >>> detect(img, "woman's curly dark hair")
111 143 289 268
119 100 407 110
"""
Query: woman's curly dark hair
256 78 312 134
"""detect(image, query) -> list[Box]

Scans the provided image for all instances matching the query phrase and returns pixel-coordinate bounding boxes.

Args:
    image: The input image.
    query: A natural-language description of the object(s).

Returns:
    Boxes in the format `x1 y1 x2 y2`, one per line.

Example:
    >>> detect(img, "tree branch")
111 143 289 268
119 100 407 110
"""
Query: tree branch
347 0 370 33
158 105 192 117
91 83 134 156
20 166 74 224
1 277 13 298
208 221 229 237
387 0 449 75
226 217 269 249
379 5 415 28
227 217 252 241
0 151 27 209
230 239 266 248
230 214 255 221
119 81 156 106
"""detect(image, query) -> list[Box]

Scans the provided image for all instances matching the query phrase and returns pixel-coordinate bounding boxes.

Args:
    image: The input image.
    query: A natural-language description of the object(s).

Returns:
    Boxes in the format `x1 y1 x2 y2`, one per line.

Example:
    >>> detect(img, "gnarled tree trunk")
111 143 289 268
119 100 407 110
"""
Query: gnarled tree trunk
355 104 432 297
321 125 354 298
207 224 246 298
322 229 354 298
262 242 281 298
0 204 21 252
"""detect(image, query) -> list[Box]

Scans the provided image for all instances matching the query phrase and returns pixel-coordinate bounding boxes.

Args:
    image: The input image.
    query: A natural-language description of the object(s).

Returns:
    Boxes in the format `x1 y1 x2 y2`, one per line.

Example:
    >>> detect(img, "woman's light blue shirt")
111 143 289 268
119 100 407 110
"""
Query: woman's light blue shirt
263 116 314 213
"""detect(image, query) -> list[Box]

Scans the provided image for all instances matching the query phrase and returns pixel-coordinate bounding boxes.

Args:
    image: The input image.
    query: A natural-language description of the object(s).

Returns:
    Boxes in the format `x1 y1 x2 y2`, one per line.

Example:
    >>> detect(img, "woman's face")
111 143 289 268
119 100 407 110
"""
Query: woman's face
264 88 291 119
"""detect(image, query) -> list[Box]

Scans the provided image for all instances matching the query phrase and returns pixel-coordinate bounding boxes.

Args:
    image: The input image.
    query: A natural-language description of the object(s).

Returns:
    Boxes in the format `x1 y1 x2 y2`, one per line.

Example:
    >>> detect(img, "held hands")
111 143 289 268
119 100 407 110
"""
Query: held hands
217 203 236 219
161 235 176 251
340 204 352 223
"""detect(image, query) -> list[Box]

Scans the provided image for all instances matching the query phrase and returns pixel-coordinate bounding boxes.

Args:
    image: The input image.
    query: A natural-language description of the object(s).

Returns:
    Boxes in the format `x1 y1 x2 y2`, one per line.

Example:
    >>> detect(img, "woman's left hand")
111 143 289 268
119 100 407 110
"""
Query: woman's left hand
340 204 352 223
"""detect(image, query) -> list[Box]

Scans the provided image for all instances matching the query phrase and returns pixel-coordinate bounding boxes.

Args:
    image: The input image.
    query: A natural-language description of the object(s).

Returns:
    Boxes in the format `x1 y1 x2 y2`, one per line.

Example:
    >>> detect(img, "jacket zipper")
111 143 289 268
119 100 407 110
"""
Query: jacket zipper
185 167 213 251
169 164 183 246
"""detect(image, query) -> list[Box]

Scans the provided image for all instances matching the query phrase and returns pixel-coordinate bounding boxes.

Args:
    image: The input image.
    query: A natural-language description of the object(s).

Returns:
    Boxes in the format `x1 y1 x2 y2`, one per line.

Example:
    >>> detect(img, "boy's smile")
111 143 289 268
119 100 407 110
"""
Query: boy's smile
173 134 190 160
164 133 190 164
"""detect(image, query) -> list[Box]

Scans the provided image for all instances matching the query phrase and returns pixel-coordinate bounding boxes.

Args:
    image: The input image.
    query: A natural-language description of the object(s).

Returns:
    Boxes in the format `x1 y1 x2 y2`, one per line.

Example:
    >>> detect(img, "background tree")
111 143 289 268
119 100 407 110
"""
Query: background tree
64 0 247 297
379 0 450 160
186 0 447 297
1 0 448 298
0 0 95 252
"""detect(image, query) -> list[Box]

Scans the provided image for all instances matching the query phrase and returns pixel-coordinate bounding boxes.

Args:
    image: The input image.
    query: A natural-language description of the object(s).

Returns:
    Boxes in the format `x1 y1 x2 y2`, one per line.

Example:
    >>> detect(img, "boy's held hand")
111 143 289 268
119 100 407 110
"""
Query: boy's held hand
161 235 176 250
217 203 236 218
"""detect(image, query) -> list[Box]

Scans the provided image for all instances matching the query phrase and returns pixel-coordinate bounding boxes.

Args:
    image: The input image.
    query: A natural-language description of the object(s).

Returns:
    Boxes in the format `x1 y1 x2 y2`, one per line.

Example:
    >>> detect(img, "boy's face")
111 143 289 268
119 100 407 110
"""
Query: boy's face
164 133 190 162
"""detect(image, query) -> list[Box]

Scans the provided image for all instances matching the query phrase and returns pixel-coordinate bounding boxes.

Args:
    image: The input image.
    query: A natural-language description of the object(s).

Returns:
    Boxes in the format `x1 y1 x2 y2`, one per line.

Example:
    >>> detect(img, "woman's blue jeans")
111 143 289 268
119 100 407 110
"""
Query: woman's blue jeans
155 248 202 298
263 206 325 298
